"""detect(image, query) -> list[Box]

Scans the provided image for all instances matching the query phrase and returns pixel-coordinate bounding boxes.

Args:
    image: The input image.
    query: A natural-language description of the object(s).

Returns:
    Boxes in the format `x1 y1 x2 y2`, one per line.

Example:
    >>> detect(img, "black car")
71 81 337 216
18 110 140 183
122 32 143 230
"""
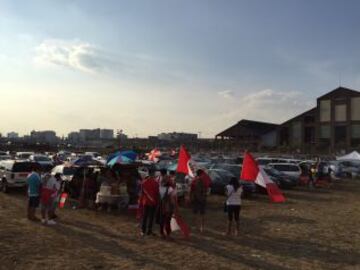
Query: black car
207 169 256 196
263 167 298 189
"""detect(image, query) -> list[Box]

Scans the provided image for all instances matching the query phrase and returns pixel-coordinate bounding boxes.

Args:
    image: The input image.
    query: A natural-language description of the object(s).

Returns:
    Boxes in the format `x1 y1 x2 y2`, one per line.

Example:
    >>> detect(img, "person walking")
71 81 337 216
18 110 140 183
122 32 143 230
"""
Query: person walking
190 169 210 233
224 177 243 236
140 168 159 236
27 166 42 221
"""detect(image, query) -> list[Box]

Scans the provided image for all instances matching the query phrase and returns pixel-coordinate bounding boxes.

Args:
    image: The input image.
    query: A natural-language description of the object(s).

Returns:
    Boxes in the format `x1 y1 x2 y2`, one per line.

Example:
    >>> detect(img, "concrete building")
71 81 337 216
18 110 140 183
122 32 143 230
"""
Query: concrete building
157 132 198 141
215 120 279 149
100 129 114 139
79 128 114 141
215 87 360 153
7 132 19 139
30 130 59 144
67 132 81 143
278 87 360 152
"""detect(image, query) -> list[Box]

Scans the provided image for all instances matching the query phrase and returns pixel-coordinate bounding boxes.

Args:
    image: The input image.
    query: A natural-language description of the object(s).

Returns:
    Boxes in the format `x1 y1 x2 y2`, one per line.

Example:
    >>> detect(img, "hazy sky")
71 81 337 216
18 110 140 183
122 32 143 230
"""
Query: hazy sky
1 0 360 138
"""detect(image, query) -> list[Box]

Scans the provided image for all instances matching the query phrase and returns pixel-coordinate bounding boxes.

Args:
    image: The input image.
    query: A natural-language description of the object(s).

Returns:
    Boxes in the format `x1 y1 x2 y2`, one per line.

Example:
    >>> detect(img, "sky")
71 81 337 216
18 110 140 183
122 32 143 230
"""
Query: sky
1 0 360 138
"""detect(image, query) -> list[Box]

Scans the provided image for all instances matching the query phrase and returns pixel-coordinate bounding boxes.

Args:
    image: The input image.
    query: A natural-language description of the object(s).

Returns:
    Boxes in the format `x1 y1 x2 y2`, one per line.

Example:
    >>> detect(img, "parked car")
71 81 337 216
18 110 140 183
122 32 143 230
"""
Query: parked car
256 158 276 167
0 151 11 160
0 160 40 192
29 154 54 172
263 167 298 189
268 163 302 178
15 152 34 160
210 163 242 179
51 164 77 182
336 160 360 178
207 168 256 196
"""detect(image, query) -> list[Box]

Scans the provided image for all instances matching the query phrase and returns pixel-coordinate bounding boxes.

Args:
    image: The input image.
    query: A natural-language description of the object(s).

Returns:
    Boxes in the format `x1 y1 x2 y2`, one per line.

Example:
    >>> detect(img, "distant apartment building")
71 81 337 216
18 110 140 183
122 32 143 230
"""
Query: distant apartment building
67 131 81 143
79 128 114 141
100 129 114 139
157 132 198 141
7 132 19 139
30 130 59 144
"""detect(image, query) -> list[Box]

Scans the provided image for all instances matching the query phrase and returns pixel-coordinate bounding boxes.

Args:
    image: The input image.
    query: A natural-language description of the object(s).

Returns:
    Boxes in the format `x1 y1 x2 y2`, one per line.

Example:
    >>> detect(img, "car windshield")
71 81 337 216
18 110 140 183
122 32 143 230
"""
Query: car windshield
34 156 51 162
63 167 76 175
264 167 283 176
213 164 241 178
19 154 32 159
257 159 272 165
13 162 36 172
273 164 299 172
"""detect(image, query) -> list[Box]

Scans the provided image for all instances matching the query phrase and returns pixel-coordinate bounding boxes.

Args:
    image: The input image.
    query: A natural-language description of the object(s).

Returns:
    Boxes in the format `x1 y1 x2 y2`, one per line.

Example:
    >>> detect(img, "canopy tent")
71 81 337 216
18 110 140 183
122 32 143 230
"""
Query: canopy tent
337 151 360 161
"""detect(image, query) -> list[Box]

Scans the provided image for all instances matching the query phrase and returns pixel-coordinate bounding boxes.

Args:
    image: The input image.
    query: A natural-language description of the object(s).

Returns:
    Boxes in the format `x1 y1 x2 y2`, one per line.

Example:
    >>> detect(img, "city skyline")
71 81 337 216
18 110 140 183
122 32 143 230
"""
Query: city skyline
1 0 360 137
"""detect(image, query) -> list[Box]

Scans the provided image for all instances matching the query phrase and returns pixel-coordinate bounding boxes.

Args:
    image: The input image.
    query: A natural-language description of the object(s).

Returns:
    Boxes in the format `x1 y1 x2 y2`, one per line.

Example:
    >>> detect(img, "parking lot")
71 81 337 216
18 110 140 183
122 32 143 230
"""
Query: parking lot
0 179 359 270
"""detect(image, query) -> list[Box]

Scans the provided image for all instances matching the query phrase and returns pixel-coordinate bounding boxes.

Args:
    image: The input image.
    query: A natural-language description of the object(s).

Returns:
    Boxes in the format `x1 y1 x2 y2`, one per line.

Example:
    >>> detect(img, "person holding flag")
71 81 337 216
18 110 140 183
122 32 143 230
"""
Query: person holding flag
241 151 285 203
139 168 159 236
190 169 210 233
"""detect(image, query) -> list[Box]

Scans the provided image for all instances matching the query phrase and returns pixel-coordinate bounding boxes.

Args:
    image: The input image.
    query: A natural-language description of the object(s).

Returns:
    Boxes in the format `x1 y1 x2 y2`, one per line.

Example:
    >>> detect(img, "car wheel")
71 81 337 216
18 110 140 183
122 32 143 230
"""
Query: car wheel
1 179 8 193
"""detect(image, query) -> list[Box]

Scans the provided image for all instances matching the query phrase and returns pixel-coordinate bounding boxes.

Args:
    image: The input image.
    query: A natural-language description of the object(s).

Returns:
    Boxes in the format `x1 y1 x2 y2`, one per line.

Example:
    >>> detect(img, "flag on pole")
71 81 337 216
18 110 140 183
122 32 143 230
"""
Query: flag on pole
176 145 194 177
147 149 161 162
241 152 285 203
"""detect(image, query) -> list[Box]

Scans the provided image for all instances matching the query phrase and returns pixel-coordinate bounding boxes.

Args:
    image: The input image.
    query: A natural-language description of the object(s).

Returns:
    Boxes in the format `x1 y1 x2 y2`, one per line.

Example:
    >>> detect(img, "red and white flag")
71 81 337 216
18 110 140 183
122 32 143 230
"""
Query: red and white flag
176 145 194 177
241 152 285 203
147 149 161 162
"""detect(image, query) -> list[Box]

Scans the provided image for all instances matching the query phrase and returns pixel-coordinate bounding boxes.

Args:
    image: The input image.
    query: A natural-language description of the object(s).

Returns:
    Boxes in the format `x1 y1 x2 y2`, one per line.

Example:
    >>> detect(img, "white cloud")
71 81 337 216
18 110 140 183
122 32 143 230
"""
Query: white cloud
199 88 314 137
218 90 234 99
34 39 104 74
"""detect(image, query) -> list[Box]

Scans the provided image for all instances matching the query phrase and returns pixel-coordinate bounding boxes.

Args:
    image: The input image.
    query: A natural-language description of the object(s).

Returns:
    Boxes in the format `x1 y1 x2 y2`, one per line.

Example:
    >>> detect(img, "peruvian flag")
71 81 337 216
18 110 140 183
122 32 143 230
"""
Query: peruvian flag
176 145 194 177
241 152 285 203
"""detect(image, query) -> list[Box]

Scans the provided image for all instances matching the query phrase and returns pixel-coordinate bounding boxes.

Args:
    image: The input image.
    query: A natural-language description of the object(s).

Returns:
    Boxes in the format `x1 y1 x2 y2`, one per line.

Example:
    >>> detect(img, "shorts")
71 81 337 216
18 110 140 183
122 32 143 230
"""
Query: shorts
28 196 40 208
192 200 206 215
227 205 241 221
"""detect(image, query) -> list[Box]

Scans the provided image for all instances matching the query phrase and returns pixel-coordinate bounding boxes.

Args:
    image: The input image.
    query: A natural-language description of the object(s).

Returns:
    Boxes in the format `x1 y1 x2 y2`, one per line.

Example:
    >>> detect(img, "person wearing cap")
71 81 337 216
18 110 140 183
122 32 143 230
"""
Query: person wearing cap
139 168 159 236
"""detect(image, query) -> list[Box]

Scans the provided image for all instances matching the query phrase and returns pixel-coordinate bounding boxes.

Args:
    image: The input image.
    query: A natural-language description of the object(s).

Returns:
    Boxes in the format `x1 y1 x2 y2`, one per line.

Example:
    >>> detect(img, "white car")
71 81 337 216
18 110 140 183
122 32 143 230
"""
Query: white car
51 164 76 182
0 160 39 192
15 152 34 160
0 151 11 160
29 154 54 171
268 163 302 178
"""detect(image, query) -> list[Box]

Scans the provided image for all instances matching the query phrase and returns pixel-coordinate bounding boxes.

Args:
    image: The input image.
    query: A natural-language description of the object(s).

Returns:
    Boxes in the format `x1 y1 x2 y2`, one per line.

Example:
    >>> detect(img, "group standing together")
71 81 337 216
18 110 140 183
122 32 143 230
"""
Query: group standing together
139 168 243 238
26 165 244 237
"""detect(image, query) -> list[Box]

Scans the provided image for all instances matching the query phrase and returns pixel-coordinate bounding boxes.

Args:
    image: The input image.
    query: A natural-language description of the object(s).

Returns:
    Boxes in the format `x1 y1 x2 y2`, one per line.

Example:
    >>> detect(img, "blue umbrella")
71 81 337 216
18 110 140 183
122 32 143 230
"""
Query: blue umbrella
107 155 134 166
106 151 137 163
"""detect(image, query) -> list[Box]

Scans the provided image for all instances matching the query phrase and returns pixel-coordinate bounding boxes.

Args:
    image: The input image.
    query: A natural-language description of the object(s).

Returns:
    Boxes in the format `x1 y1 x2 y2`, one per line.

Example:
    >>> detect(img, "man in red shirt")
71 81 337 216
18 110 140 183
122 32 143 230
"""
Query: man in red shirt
140 168 159 236
190 169 211 233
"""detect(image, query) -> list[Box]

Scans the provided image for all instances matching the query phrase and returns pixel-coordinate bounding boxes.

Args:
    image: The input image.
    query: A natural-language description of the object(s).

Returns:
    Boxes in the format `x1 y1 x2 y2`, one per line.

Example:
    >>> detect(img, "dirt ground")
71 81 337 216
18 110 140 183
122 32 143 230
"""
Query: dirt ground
0 180 359 270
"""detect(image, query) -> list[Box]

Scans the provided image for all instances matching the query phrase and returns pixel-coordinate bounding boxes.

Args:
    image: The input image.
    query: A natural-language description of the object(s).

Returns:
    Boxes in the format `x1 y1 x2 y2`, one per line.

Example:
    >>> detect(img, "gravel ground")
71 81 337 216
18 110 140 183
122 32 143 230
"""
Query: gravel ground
0 179 359 270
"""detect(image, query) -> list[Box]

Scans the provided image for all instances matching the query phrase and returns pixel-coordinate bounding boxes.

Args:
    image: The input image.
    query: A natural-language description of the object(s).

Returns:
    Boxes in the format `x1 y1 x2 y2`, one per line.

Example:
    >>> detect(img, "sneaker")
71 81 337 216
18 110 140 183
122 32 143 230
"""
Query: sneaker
47 220 57 225
41 219 47 225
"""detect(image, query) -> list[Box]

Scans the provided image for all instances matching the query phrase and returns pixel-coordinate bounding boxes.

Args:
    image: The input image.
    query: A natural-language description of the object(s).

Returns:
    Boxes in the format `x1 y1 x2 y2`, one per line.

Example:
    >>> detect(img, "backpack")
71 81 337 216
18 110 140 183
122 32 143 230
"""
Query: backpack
192 178 206 203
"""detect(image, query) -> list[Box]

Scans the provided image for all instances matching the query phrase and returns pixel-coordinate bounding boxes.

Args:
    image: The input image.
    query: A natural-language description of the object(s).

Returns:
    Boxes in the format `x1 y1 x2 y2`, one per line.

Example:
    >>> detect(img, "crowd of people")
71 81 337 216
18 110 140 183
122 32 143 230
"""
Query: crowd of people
25 165 244 238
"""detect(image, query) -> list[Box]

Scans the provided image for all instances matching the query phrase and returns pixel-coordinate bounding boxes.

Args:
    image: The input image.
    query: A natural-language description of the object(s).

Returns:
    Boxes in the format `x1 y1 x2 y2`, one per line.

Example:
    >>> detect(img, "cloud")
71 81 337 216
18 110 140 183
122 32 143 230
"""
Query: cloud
34 39 105 73
200 88 314 136
218 90 234 99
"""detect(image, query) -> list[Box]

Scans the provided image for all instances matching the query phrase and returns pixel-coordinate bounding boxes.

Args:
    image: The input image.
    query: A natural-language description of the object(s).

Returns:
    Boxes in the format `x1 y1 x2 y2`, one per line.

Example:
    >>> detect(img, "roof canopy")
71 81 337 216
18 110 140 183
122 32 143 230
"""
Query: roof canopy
337 151 360 161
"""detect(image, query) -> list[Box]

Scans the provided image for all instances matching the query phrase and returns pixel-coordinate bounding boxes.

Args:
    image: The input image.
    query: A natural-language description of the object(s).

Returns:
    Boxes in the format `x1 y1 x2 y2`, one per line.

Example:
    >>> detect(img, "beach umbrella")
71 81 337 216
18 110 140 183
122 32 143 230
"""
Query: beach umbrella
106 150 137 162
107 155 134 166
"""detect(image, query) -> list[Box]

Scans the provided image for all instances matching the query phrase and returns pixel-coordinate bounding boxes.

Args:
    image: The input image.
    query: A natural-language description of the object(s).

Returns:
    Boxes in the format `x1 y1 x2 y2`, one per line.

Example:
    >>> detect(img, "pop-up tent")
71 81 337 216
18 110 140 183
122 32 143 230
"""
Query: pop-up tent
337 151 360 160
